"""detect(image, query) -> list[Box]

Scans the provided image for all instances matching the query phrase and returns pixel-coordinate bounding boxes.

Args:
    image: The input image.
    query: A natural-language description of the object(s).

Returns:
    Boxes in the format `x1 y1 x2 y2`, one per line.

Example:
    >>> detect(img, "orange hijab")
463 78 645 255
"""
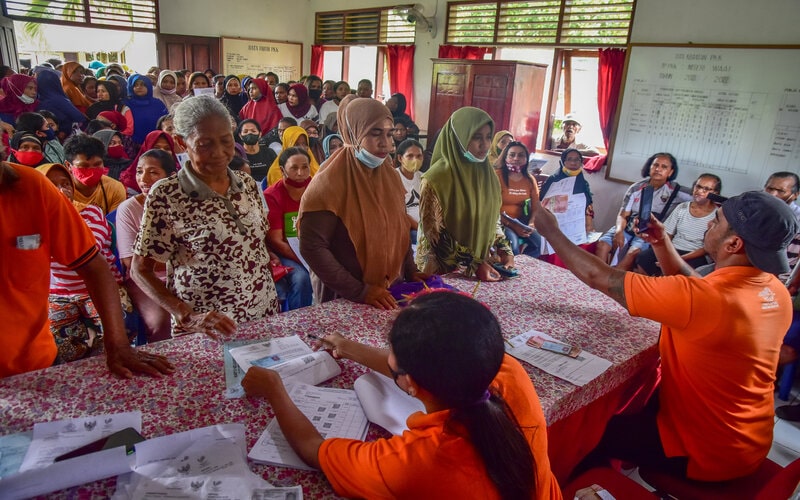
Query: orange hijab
61 62 93 112
299 97 409 288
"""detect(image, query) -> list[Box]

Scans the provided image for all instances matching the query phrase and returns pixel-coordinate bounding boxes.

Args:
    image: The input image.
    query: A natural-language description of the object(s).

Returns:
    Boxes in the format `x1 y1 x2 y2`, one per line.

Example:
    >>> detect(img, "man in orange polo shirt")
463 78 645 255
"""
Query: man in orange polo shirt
534 191 797 481
0 158 174 378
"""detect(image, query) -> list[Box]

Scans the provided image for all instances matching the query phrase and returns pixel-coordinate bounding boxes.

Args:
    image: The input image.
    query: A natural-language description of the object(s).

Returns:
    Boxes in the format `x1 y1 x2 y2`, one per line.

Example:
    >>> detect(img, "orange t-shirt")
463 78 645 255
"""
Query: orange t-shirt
497 170 537 220
625 267 790 481
1 163 98 377
318 354 562 499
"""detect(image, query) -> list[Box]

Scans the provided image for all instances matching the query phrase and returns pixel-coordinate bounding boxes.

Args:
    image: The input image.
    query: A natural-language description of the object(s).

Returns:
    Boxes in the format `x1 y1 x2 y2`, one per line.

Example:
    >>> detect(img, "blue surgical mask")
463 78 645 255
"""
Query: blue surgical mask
42 128 56 141
355 148 385 169
451 120 487 163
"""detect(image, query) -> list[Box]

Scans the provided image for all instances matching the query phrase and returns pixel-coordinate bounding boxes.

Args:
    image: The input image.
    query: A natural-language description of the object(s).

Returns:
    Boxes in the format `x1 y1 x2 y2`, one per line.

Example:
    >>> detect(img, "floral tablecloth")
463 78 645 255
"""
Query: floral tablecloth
0 256 660 498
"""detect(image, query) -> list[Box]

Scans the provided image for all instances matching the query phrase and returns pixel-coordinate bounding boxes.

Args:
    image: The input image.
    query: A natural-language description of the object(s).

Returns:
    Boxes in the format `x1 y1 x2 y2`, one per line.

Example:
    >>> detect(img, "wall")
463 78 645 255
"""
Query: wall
158 0 313 70
158 0 800 229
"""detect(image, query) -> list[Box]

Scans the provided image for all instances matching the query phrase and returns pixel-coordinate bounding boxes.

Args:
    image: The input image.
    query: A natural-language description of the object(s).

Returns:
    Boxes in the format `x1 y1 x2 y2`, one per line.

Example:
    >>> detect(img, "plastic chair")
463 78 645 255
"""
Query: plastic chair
562 467 656 499
638 457 800 500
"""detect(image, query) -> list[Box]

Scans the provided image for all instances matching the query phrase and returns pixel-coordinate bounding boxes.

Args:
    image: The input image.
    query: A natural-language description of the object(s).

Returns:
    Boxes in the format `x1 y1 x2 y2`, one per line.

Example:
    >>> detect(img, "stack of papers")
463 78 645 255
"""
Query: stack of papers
0 412 141 499
505 330 612 386
224 335 340 398
113 424 302 499
249 383 369 470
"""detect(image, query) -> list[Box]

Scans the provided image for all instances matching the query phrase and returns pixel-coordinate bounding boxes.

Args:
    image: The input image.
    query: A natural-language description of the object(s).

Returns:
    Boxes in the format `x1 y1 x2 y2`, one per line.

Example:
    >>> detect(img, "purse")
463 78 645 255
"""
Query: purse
269 261 294 282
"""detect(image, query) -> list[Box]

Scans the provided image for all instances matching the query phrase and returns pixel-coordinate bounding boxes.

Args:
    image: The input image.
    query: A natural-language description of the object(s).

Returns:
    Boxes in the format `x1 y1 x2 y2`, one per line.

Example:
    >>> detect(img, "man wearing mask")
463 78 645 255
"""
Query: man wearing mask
305 75 324 111
64 134 126 214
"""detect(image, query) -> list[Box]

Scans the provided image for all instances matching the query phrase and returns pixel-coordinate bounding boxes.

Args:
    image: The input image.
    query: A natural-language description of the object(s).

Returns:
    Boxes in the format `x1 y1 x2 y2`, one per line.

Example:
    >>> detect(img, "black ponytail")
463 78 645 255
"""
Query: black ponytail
390 292 536 499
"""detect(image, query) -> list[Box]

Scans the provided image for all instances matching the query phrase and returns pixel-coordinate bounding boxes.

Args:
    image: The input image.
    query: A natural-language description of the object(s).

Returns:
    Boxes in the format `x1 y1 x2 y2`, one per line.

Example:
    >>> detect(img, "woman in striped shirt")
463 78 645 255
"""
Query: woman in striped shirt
37 163 124 362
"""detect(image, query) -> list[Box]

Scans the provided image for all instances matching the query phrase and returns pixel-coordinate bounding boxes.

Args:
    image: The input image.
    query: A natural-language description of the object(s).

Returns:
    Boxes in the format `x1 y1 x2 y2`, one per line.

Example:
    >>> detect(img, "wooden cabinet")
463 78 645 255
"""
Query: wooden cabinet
428 59 547 154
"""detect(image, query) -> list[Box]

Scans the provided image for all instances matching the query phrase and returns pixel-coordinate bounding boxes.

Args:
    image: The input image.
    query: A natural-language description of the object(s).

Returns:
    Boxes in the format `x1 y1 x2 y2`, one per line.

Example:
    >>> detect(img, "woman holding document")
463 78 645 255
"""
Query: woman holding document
241 292 562 499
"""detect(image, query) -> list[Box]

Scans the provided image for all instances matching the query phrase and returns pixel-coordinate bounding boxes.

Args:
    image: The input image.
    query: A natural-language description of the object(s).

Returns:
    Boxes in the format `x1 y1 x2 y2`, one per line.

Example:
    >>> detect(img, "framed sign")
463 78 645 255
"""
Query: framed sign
608 44 800 195
221 37 302 82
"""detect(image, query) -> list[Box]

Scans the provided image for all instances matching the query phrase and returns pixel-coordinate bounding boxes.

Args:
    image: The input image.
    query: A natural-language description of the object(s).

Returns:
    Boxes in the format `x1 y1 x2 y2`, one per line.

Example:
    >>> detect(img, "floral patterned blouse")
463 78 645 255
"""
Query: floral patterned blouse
134 165 279 329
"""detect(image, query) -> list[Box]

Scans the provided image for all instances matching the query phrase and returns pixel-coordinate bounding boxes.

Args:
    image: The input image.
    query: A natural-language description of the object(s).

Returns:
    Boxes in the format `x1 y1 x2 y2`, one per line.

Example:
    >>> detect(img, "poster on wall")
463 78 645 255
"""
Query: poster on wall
221 37 302 82
608 44 800 195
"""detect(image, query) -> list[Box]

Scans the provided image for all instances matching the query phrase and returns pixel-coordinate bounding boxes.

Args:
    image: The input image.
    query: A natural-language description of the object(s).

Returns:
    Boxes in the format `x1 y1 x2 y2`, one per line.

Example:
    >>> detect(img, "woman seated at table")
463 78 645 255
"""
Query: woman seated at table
298 96 423 309
264 147 313 310
115 149 177 342
132 96 279 337
538 148 596 264
416 107 514 282
242 292 562 499
497 140 541 257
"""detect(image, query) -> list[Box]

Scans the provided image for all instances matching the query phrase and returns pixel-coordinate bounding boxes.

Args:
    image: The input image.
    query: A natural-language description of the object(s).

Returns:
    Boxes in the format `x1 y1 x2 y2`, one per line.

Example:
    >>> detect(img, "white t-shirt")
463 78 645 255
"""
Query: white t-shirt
318 100 339 124
396 168 422 222
662 201 716 252
278 102 319 122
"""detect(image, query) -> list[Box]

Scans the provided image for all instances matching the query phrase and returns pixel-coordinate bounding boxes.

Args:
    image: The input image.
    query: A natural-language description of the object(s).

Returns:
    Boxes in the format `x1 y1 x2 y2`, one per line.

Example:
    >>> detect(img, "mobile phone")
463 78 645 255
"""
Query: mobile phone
637 185 654 232
53 427 145 462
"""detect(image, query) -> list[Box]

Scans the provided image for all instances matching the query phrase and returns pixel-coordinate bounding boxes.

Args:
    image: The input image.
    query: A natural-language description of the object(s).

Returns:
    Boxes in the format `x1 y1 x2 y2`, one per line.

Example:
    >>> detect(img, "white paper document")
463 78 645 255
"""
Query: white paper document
228 336 341 394
505 330 612 386
0 412 141 500
249 383 369 470
353 371 425 435
114 424 302 500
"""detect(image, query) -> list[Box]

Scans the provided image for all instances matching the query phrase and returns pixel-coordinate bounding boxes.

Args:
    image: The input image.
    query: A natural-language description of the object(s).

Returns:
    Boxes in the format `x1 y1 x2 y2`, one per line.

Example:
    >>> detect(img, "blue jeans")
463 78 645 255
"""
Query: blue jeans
274 255 313 311
503 227 541 258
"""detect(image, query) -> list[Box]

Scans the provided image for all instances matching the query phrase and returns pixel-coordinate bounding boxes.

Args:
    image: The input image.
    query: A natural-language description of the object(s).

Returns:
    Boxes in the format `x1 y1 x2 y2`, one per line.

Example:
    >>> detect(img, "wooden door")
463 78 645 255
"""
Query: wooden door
428 61 469 137
157 34 220 73
467 63 512 133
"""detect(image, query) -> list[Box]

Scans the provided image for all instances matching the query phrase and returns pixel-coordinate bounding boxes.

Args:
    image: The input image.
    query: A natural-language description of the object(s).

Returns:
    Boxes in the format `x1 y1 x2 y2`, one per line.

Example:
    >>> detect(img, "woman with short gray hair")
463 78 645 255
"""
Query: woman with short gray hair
132 96 279 337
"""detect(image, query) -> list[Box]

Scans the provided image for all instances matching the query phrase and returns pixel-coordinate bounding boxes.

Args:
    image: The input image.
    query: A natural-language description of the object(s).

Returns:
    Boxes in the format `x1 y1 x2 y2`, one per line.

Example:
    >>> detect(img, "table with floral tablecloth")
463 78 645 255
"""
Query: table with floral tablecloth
0 256 660 498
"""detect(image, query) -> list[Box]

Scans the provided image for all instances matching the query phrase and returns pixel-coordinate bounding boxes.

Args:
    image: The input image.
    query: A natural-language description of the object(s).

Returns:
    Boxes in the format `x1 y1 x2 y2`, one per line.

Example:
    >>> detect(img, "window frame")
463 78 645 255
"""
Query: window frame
1 0 160 33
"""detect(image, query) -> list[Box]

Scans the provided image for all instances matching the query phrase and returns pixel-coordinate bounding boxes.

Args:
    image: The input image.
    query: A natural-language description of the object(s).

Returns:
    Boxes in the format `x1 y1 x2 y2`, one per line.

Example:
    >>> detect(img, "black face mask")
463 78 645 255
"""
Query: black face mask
241 133 259 145
309 88 322 100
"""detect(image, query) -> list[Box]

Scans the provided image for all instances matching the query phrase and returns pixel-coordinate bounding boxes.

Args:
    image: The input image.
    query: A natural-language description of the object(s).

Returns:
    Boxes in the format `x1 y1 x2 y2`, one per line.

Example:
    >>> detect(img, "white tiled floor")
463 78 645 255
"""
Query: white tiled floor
771 383 800 467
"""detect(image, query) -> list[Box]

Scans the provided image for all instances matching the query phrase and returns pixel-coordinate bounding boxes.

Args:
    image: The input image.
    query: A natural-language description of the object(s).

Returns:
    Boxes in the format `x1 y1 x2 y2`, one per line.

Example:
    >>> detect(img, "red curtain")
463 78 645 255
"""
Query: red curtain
584 48 626 172
437 45 491 60
310 45 324 77
386 45 416 121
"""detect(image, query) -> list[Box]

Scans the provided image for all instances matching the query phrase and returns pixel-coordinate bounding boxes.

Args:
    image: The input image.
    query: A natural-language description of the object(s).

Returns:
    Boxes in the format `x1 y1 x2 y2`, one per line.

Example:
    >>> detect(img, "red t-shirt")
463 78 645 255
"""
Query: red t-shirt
1 163 98 376
264 179 300 237
625 267 790 480
318 355 562 499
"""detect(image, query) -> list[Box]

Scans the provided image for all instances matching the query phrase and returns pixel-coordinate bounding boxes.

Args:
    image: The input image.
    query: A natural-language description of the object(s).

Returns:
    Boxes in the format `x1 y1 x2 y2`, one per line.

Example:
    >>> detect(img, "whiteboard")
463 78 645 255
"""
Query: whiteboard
221 37 302 82
607 45 800 196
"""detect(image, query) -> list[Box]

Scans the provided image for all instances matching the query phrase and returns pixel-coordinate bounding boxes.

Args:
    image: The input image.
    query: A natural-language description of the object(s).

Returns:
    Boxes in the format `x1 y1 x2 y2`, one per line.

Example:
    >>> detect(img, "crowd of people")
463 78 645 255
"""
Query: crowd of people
2 57 800 498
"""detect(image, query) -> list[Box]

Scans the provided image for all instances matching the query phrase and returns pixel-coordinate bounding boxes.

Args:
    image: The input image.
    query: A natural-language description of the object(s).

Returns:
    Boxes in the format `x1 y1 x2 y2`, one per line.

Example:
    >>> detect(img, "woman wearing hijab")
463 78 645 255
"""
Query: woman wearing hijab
93 129 131 180
265 125 320 186
60 62 93 114
124 74 169 146
488 130 514 169
239 78 281 134
153 70 183 110
219 75 245 118
87 81 132 131
119 129 181 192
278 83 319 123
321 133 343 160
0 74 38 123
35 67 87 133
416 107 514 282
8 132 47 167
298 96 424 308
385 92 416 127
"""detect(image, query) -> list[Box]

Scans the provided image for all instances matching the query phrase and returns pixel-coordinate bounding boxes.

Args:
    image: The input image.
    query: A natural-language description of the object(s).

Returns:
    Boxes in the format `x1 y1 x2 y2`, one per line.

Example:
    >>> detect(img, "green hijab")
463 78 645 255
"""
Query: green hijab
424 107 501 258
